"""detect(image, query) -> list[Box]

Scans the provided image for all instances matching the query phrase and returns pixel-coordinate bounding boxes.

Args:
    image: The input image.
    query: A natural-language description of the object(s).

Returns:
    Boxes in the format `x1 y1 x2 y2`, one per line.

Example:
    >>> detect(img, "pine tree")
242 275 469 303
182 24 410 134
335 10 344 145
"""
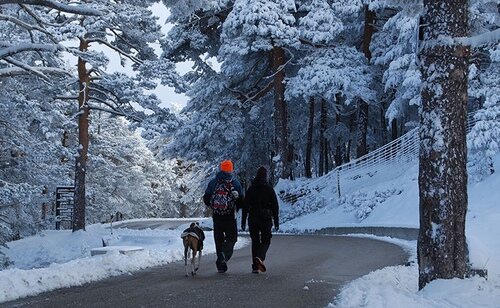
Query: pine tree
418 0 470 290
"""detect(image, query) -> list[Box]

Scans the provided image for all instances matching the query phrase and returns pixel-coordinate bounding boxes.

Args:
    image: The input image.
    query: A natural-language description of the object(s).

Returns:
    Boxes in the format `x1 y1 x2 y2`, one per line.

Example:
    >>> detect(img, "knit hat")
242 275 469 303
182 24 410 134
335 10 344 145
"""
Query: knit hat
256 166 267 179
220 160 234 172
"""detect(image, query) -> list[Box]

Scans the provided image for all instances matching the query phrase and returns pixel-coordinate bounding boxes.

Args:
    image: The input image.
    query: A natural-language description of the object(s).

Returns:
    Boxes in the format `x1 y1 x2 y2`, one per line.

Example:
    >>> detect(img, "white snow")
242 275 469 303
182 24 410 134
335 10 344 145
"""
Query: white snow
0 221 248 303
2 156 500 307
280 152 500 307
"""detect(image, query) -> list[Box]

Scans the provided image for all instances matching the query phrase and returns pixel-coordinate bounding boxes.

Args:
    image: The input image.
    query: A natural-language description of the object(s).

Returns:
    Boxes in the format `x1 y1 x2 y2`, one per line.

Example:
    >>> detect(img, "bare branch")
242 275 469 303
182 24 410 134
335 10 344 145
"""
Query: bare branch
0 0 102 16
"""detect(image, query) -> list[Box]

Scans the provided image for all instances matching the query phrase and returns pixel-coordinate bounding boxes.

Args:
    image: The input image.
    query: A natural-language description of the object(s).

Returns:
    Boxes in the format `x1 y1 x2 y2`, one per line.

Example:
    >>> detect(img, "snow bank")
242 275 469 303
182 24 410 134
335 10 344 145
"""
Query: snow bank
330 235 500 308
0 223 248 303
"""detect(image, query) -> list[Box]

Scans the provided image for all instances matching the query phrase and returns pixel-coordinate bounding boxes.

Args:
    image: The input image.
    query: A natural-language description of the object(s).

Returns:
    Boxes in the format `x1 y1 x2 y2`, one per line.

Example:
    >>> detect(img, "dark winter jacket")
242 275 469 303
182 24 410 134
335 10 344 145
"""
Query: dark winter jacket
203 171 244 219
242 176 279 228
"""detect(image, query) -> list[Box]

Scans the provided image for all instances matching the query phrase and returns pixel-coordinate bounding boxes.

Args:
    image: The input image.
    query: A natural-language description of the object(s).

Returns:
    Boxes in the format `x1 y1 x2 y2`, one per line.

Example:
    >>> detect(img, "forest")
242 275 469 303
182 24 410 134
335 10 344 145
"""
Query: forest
1 0 499 273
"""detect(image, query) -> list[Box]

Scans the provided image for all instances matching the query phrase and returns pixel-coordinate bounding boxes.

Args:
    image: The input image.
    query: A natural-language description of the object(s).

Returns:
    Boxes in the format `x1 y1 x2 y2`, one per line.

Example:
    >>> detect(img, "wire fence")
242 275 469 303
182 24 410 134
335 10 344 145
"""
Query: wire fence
279 112 479 220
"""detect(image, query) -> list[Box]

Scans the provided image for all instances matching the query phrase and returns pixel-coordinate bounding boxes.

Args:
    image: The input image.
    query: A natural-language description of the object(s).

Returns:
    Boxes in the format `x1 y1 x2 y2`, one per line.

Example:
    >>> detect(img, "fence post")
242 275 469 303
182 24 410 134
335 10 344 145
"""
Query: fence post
337 169 341 199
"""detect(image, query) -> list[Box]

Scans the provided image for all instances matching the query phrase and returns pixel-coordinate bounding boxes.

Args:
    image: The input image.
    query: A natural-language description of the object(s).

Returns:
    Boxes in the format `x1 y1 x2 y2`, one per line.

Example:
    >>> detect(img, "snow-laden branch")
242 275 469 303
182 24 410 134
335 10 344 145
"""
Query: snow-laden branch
0 43 64 59
0 0 102 16
421 29 500 50
87 38 143 65
88 105 143 122
0 66 70 78
20 3 77 28
457 28 500 48
3 57 50 80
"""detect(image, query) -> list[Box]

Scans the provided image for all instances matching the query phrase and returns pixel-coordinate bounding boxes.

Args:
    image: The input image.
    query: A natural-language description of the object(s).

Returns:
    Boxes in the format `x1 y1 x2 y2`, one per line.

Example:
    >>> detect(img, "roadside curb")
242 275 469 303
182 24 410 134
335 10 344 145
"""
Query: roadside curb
306 226 419 241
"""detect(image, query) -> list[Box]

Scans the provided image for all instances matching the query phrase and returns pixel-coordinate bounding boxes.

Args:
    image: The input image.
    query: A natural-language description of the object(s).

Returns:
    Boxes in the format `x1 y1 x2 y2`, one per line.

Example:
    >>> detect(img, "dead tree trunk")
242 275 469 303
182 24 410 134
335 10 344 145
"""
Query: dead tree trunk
73 38 90 232
272 46 292 179
305 97 314 178
418 0 469 290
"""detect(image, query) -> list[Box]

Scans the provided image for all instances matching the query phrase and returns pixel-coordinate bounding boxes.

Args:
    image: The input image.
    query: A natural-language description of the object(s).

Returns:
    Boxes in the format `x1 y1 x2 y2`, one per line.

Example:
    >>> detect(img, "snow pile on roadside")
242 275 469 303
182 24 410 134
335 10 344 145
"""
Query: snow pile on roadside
331 263 500 308
0 222 248 303
330 236 500 308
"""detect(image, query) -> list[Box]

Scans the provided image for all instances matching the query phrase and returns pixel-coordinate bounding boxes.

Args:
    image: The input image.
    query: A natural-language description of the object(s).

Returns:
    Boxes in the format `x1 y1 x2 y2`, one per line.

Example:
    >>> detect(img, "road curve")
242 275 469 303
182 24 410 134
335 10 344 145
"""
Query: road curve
3 235 407 308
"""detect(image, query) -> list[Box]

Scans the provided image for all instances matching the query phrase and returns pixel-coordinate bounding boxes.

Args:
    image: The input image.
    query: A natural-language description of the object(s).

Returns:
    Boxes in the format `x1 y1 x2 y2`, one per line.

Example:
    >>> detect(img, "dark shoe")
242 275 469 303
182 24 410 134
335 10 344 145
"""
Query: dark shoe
252 264 259 274
216 258 227 273
254 257 266 273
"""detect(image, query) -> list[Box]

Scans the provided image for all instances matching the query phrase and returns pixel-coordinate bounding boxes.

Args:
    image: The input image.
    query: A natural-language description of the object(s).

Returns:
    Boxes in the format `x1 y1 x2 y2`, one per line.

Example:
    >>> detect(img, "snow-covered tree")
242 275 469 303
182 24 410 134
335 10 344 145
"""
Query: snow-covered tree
369 1 422 135
467 1 500 179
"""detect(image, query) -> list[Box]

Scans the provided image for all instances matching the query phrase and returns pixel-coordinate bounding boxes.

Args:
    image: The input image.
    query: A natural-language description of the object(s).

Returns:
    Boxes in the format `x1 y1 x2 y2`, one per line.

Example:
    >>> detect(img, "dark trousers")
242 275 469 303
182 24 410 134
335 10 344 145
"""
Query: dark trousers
249 216 272 263
213 216 238 264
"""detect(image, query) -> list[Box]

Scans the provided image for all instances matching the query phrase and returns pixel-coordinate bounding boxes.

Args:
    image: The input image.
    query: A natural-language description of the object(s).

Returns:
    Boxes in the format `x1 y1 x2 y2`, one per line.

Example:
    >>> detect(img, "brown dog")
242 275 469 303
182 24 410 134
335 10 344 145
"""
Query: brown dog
181 223 204 277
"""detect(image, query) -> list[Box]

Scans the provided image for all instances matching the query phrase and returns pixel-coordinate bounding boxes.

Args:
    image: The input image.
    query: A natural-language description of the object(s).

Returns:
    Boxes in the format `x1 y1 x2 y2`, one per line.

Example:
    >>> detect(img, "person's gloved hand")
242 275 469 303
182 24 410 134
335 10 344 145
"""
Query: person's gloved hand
231 190 239 199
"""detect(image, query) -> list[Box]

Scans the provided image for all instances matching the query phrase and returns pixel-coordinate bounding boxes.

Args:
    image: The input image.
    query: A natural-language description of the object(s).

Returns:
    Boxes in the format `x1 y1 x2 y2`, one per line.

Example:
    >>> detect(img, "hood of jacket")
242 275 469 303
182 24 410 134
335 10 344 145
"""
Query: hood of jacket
216 171 234 181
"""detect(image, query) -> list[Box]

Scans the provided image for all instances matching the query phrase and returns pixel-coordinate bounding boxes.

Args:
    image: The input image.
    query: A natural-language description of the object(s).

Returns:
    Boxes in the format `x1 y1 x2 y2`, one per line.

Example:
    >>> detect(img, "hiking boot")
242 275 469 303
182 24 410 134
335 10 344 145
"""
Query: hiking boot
254 257 266 273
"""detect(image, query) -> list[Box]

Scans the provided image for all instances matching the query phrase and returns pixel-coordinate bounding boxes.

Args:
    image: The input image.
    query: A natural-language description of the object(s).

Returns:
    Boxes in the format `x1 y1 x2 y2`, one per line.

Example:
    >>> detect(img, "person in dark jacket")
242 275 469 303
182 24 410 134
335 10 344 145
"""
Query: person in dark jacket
203 160 244 273
241 166 279 273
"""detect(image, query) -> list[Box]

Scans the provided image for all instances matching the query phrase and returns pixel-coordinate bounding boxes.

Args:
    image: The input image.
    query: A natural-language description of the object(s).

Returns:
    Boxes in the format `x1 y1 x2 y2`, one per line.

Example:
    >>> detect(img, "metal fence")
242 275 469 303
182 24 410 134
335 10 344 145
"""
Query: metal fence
279 112 478 220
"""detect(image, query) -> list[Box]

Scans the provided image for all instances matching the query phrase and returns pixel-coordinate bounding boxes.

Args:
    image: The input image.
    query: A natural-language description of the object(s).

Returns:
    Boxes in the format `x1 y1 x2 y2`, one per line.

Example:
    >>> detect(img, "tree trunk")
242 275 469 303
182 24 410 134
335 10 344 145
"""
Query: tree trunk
324 140 330 173
73 38 90 232
345 112 355 162
418 0 469 290
335 113 343 167
356 5 376 159
305 97 314 178
361 5 375 62
391 119 398 141
356 101 368 158
272 46 291 179
318 98 327 176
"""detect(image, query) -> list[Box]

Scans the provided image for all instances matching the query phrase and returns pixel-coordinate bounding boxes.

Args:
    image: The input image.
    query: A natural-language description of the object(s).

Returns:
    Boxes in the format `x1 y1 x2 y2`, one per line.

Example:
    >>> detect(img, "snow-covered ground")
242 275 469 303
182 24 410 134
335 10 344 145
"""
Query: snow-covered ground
2 155 500 306
280 154 500 307
0 220 247 303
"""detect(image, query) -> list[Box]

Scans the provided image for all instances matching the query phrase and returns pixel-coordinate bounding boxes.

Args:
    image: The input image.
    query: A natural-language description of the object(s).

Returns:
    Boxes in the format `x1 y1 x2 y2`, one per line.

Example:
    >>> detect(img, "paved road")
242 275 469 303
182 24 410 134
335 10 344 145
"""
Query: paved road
3 235 407 308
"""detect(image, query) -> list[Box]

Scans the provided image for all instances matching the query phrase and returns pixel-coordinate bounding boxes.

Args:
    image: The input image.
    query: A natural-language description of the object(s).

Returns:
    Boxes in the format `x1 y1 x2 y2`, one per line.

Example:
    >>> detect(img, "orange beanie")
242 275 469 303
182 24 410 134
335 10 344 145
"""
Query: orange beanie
220 160 234 172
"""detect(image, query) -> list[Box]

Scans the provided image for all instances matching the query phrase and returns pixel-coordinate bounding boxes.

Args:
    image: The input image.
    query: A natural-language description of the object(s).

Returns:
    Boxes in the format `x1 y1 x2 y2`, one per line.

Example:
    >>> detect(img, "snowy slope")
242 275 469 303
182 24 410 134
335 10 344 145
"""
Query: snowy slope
279 153 500 307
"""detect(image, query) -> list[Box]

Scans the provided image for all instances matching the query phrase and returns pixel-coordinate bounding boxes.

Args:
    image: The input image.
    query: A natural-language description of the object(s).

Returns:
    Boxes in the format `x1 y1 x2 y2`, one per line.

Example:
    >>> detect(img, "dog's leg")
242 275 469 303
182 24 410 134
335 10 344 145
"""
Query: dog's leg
191 249 197 276
184 241 189 277
196 249 202 272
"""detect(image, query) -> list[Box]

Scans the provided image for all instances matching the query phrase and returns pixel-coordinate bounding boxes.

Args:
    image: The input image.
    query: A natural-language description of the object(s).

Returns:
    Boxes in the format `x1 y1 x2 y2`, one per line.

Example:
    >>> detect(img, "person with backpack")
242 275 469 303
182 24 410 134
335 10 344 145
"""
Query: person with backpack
241 166 279 273
203 160 244 273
